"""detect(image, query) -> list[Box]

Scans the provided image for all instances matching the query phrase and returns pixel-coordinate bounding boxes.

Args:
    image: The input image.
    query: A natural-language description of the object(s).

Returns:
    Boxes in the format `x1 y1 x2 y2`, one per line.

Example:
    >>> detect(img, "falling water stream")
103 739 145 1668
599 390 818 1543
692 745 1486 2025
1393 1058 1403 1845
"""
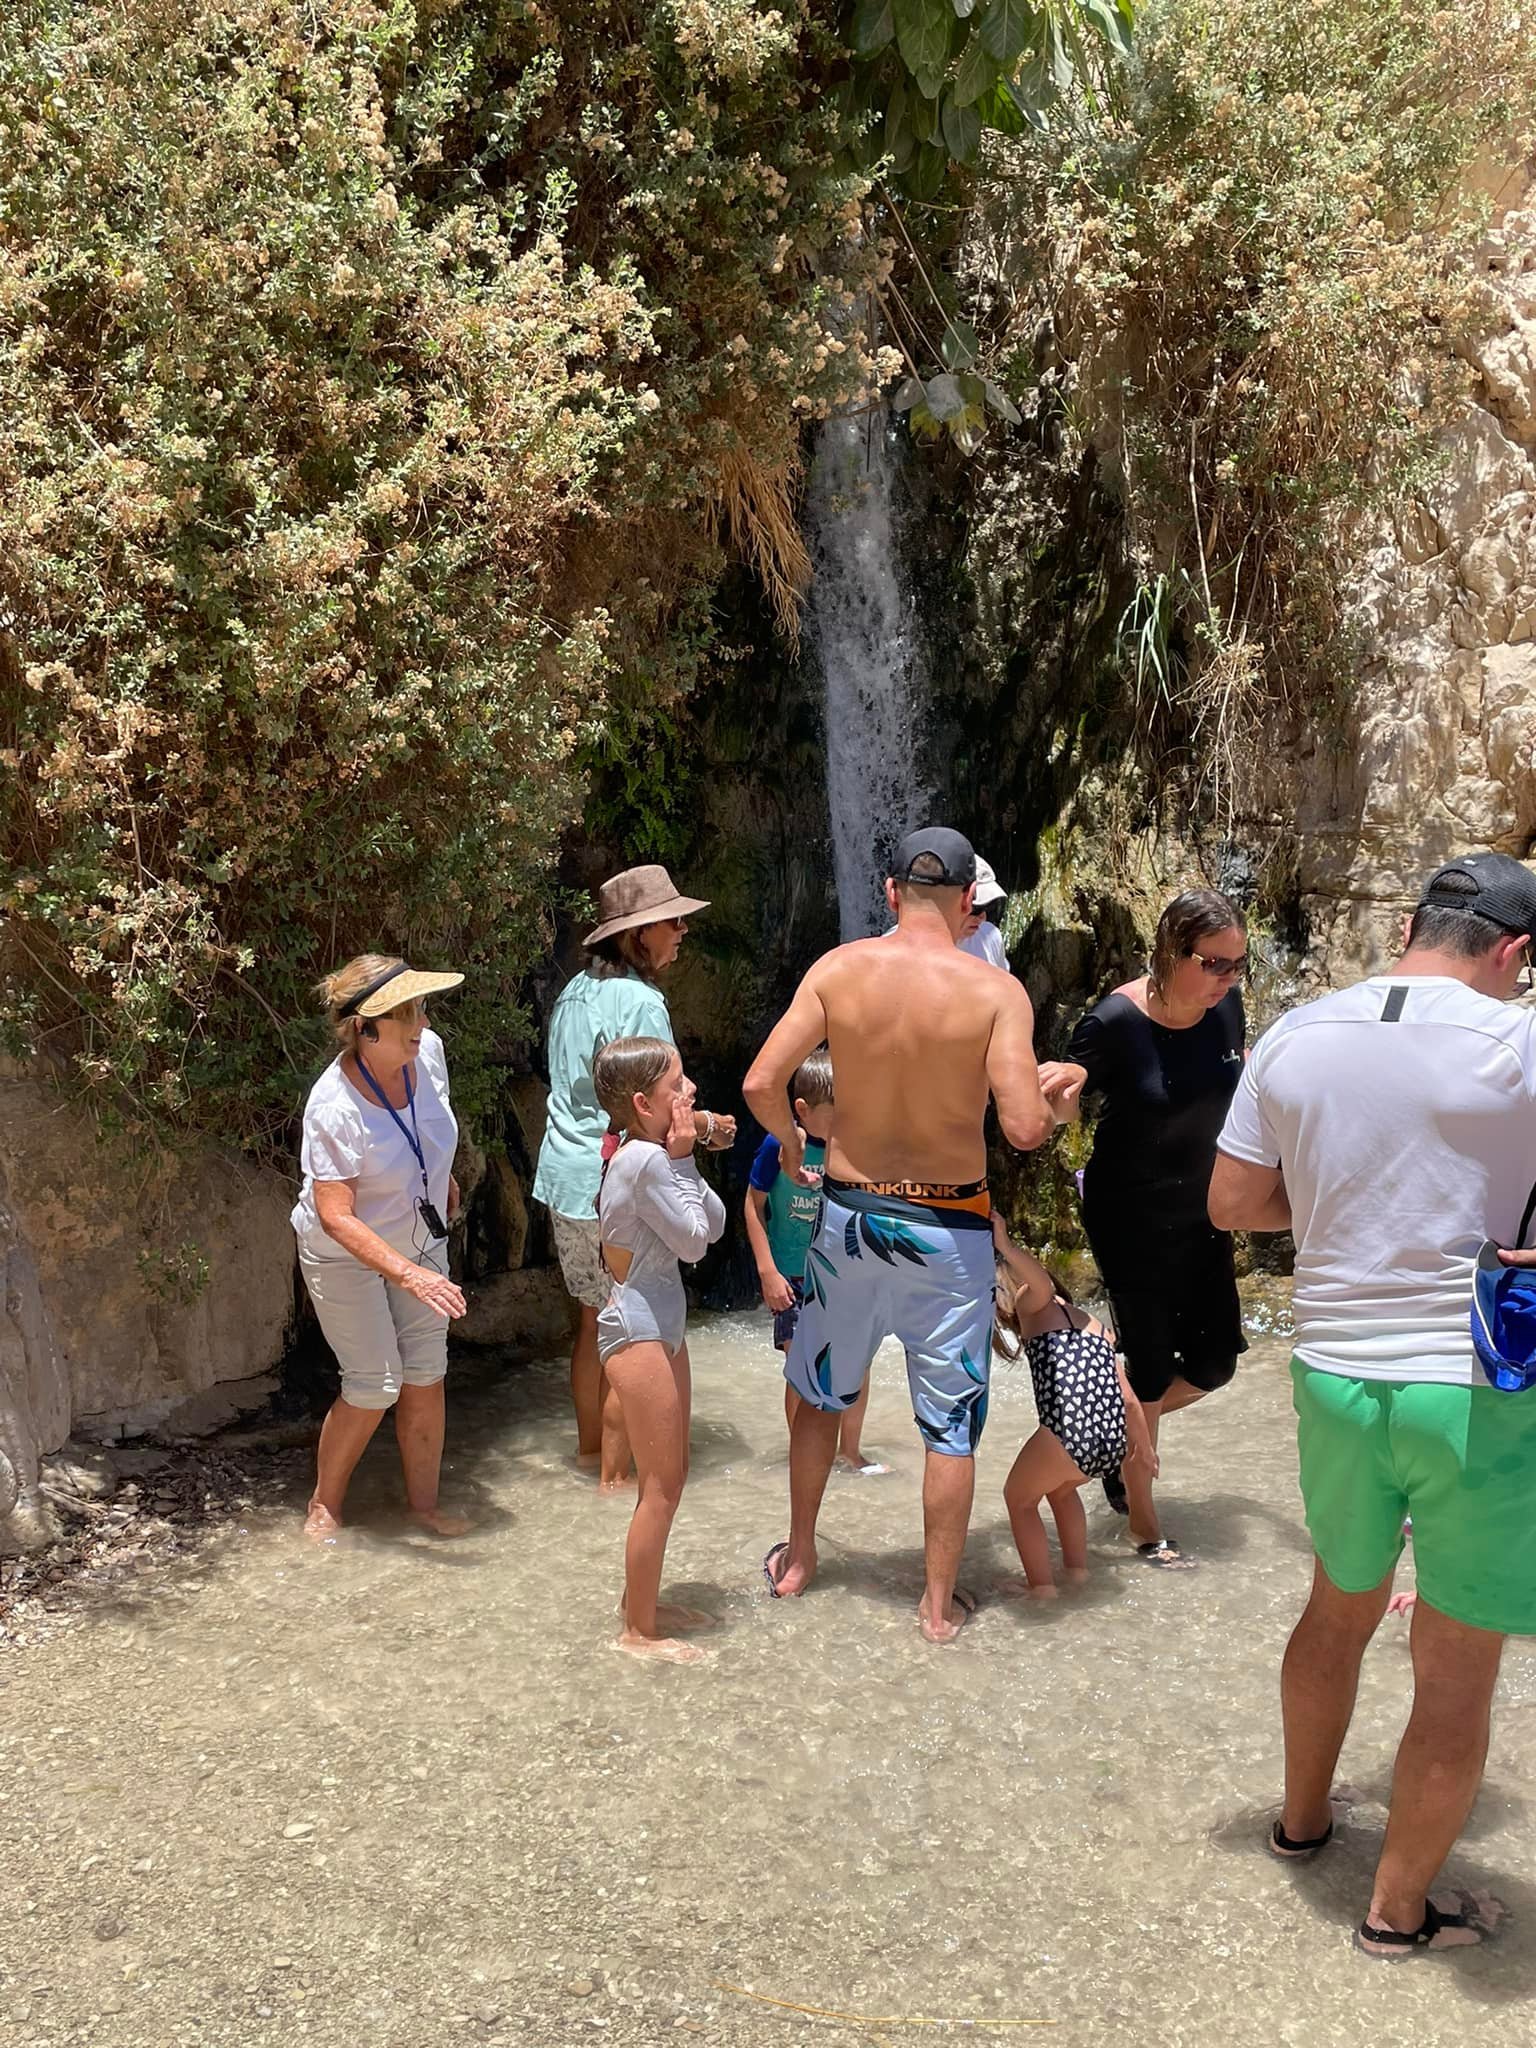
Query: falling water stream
4 1324 1536 2046
804 410 932 939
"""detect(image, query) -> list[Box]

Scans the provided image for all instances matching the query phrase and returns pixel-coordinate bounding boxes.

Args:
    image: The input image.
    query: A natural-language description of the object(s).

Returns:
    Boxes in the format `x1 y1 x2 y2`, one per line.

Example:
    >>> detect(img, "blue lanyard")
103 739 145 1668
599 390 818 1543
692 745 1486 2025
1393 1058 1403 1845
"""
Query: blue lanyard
354 1053 429 1197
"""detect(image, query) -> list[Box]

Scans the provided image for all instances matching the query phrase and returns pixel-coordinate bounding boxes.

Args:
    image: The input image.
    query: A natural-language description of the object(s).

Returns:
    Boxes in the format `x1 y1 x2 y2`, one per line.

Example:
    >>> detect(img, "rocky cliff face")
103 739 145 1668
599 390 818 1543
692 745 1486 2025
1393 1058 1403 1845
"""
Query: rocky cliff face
0 1056 570 1550
0 1155 67 1550
1294 169 1536 973
0 1068 296 1547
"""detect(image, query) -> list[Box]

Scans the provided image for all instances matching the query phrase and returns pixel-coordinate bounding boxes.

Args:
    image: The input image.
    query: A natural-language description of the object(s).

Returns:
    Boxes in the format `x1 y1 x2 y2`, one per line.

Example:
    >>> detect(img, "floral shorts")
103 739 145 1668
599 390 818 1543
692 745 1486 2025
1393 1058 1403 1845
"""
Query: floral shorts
784 1189 995 1457
550 1210 609 1311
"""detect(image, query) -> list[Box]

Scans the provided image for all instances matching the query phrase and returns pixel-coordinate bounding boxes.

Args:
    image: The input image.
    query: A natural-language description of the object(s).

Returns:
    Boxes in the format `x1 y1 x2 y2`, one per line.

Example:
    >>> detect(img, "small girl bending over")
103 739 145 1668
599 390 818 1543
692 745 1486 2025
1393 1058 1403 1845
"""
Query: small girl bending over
593 1036 726 1663
991 1211 1156 1599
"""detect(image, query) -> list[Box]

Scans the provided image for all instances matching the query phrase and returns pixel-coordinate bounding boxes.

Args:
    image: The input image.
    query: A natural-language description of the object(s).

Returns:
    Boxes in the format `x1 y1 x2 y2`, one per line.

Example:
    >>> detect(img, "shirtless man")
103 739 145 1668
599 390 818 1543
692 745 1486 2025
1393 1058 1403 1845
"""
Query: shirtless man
744 828 1055 1643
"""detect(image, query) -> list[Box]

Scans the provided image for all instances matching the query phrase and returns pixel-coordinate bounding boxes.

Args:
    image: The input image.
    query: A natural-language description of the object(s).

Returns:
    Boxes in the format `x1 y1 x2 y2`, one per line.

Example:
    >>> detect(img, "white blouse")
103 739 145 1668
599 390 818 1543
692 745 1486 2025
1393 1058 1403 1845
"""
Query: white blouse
290 1029 458 1259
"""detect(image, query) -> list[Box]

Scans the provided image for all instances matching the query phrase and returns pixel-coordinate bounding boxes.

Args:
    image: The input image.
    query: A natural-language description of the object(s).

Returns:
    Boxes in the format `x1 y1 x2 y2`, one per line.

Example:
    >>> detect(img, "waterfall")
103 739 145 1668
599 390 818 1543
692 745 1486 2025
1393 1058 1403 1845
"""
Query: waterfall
804 409 932 942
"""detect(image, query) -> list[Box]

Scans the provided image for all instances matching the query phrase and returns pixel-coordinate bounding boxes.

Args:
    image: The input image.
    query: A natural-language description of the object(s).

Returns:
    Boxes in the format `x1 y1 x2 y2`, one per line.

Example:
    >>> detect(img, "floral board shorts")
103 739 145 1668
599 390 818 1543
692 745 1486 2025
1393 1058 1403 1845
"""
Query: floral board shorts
784 1183 995 1457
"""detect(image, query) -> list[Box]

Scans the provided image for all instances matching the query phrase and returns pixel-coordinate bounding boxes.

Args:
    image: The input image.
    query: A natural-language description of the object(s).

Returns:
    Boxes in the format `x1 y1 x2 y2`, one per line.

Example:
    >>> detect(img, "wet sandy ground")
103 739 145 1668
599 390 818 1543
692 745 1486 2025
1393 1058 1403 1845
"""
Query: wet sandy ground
3 1316 1536 2048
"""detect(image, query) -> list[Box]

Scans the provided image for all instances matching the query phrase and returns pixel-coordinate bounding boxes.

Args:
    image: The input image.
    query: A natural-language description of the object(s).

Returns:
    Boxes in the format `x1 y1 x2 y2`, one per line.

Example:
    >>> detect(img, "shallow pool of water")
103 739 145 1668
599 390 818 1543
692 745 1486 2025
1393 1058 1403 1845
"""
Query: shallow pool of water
3 1315 1536 2047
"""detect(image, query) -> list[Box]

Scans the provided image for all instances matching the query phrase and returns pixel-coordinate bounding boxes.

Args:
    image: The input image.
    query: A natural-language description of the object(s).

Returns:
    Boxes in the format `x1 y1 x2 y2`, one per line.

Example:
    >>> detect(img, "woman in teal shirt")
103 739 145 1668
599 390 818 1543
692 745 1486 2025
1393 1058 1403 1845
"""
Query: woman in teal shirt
533 864 734 1487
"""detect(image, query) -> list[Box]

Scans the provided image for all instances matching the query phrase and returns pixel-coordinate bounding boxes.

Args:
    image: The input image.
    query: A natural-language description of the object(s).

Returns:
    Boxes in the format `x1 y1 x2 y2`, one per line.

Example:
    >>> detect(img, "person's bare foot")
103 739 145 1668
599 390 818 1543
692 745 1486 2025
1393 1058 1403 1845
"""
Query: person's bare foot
995 1574 1056 1601
575 1450 602 1473
834 1452 890 1475
408 1507 473 1538
654 1603 718 1633
619 1599 718 1634
918 1588 977 1642
598 1471 638 1497
304 1502 343 1544
1062 1565 1090 1589
615 1629 708 1665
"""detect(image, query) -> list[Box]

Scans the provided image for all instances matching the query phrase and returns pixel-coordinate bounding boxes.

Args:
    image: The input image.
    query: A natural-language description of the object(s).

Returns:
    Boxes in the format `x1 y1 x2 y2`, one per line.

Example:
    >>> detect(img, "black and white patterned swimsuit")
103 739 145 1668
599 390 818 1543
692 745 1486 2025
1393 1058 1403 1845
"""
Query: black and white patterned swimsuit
1024 1324 1127 1479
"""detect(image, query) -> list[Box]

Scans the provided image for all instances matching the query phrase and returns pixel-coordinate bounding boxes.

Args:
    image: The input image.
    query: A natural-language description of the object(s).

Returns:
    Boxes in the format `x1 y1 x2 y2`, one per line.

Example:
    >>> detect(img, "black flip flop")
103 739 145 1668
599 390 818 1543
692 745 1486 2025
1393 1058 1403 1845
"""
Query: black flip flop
1355 1893 1490 1958
761 1541 791 1598
1269 1818 1334 1860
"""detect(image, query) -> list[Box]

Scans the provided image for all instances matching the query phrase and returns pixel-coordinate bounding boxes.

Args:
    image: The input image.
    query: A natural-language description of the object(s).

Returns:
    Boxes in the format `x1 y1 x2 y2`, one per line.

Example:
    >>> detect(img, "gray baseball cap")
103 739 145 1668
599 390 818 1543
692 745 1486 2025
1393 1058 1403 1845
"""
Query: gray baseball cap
890 827 977 889
1419 852 1536 937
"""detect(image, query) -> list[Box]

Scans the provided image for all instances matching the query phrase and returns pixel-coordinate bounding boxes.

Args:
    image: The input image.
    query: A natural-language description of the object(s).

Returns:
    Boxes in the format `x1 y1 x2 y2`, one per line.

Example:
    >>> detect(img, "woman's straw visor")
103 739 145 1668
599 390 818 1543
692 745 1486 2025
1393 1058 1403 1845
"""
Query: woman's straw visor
340 965 465 1019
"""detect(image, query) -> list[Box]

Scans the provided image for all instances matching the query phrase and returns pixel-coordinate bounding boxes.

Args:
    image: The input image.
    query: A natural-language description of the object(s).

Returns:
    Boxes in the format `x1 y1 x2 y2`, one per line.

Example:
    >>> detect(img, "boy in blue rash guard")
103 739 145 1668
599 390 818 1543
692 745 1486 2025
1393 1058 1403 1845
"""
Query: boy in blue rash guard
743 1050 884 1475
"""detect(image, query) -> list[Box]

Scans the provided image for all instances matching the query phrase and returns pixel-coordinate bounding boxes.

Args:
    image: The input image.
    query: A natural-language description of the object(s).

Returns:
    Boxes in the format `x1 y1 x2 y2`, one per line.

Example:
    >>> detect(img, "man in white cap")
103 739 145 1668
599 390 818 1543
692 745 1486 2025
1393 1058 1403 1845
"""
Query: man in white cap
881 853 1009 970
959 857 1008 969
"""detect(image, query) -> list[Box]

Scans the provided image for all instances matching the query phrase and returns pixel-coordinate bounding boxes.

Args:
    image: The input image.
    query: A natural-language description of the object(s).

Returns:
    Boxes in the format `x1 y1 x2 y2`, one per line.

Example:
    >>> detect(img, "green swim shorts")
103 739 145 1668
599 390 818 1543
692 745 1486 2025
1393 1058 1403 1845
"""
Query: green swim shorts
1290 1356 1536 1637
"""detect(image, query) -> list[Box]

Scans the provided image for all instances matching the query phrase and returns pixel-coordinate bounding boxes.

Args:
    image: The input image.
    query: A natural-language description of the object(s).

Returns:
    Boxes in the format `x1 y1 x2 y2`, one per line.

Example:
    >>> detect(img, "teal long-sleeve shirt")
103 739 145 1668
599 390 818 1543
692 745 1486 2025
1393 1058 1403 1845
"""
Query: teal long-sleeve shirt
531 966 672 1221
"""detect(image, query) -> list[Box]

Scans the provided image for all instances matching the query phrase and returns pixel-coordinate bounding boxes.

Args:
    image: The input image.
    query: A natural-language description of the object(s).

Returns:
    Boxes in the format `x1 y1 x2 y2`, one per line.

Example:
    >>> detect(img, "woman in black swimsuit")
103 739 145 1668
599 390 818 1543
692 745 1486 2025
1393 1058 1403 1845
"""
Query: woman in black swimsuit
1040 888 1248 1567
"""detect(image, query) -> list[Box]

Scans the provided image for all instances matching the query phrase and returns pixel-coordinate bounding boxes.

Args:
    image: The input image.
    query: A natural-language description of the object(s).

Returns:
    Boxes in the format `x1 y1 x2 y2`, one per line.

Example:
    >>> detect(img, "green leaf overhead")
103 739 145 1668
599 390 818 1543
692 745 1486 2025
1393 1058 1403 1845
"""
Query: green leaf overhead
952 32 1001 105
884 73 919 168
1081 0 1134 52
940 89 982 162
852 0 899 53
909 85 940 142
924 372 968 422
984 380 1023 425
978 0 1038 65
908 139 949 196
940 317 981 369
894 0 954 95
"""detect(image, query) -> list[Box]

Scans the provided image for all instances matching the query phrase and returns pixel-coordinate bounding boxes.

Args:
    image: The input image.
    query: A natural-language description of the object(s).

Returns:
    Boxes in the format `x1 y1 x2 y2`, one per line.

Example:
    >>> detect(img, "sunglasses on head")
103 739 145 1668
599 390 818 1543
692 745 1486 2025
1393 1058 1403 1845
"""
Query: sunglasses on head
1188 948 1248 979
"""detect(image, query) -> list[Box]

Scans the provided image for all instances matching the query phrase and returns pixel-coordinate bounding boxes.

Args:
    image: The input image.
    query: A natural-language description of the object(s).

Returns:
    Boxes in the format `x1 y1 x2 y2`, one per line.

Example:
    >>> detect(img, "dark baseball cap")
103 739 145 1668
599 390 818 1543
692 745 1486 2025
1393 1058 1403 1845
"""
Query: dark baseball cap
1419 852 1536 937
891 826 977 889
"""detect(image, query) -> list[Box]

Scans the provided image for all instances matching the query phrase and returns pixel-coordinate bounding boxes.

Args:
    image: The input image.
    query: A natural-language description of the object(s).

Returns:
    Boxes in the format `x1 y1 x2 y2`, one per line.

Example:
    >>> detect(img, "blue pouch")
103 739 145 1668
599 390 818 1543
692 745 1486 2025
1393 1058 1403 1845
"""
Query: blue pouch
1472 1183 1536 1394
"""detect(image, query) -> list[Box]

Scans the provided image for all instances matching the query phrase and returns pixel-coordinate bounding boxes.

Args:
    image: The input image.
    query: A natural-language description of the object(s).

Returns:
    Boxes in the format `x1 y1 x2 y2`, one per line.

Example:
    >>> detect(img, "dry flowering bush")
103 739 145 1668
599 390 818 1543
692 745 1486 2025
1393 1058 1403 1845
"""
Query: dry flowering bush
969 0 1536 815
0 0 885 1151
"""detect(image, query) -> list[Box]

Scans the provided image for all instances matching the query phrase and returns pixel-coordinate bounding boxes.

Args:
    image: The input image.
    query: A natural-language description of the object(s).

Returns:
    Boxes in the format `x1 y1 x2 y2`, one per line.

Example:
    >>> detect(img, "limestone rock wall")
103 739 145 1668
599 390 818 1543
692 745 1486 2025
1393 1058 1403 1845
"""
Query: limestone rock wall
1295 170 1536 973
0 1069 297 1546
0 1055 578 1549
0 1158 68 1551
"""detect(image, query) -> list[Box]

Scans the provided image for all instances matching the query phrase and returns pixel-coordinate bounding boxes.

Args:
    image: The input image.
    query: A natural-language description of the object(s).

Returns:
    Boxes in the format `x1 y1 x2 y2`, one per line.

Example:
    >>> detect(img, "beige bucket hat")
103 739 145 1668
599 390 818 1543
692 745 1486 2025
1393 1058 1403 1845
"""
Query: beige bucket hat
584 865 710 947
339 963 465 1020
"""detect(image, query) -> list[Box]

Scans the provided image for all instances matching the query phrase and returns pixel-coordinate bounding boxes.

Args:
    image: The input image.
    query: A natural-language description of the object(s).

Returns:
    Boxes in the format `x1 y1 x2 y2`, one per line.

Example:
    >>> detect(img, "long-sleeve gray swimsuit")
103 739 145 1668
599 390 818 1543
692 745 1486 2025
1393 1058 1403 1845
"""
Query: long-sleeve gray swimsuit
596 1140 726 1364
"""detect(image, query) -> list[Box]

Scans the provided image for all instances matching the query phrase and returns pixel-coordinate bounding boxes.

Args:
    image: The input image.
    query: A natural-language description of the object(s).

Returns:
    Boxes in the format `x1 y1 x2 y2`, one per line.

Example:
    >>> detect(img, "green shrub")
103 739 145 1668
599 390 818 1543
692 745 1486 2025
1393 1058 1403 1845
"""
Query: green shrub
973 0 1536 812
0 0 888 1151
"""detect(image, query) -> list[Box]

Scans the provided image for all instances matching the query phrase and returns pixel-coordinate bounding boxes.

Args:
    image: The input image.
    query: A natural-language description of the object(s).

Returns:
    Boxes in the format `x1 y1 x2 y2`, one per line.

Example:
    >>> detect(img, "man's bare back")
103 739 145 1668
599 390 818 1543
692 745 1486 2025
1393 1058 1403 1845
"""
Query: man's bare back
745 829 1056 1645
744 902 1052 1185
816 933 1040 1182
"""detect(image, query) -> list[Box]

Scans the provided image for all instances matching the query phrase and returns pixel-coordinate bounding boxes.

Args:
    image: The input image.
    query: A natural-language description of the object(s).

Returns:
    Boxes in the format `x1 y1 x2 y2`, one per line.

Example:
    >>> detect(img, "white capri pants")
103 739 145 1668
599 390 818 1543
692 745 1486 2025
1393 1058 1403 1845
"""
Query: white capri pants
298 1235 449 1411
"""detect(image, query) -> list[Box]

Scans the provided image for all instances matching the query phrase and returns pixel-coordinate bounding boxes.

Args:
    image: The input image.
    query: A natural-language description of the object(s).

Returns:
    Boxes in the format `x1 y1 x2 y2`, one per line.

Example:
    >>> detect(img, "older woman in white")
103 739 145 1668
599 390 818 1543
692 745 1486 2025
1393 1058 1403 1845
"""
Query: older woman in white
292 954 470 1542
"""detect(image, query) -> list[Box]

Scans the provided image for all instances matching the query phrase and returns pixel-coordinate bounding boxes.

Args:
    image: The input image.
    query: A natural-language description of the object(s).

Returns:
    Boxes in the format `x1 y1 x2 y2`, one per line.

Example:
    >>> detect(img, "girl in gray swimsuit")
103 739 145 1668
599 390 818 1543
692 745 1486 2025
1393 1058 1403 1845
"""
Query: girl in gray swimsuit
591 1035 725 1664
597 1138 725 1363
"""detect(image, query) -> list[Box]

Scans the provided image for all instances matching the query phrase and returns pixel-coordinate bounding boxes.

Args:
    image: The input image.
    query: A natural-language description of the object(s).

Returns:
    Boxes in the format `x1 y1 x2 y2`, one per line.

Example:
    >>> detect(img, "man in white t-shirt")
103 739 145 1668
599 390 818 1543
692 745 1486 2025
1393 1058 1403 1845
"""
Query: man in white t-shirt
958 856 1008 969
1210 852 1536 1957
